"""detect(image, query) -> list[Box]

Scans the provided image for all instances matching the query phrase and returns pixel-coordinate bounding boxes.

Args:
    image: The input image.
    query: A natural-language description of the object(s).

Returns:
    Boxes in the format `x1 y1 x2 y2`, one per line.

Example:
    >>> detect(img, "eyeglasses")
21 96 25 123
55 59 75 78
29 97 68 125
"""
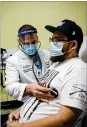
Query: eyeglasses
49 37 68 44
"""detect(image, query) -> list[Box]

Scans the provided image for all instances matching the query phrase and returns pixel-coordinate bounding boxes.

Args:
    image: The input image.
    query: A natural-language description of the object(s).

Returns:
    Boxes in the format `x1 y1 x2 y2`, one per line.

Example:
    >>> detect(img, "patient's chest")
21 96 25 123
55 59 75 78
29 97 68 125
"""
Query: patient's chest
20 64 69 122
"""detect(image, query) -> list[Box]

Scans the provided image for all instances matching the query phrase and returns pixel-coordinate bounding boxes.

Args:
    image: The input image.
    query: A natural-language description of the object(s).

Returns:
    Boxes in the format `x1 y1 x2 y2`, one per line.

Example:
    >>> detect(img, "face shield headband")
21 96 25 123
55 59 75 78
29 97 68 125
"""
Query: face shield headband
18 28 37 37
18 28 41 55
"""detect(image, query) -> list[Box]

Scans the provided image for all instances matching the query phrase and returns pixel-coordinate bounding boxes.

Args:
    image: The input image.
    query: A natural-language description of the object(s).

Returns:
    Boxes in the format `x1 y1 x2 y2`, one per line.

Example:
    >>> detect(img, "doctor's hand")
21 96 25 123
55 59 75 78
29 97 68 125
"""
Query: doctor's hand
8 109 20 122
24 81 55 101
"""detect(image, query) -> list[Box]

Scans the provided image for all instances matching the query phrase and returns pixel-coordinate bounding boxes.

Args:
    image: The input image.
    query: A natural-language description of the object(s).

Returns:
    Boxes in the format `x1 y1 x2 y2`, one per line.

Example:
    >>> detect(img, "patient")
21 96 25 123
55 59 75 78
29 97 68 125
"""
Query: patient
7 19 87 127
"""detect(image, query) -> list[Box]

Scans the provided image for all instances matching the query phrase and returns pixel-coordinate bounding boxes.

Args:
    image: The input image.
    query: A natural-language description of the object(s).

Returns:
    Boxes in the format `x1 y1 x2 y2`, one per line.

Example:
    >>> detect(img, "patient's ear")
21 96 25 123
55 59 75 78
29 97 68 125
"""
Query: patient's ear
70 40 78 50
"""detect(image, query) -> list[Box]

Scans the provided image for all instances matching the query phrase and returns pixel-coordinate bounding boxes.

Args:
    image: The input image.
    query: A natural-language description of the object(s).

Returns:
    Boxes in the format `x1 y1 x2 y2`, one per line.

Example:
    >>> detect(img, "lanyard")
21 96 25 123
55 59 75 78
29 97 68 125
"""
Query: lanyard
31 52 42 70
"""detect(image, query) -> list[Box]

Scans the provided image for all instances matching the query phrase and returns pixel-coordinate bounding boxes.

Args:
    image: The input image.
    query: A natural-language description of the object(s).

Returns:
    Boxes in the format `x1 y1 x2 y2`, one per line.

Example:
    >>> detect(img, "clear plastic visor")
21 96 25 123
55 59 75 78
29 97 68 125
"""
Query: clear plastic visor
19 33 38 44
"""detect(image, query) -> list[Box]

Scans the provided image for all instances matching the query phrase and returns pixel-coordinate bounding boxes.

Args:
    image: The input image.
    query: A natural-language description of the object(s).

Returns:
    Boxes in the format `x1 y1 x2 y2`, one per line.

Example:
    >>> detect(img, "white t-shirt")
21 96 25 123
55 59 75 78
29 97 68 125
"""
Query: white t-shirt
20 57 87 127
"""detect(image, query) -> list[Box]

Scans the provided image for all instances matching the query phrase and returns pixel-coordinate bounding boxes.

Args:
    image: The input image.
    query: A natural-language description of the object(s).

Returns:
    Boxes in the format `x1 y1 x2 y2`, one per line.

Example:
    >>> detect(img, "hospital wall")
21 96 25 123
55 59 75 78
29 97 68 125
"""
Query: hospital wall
1 1 87 49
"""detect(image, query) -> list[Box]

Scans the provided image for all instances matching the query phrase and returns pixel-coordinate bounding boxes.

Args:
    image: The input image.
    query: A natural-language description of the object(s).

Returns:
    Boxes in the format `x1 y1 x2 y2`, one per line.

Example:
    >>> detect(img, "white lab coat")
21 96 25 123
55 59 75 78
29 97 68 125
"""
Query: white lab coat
5 49 51 102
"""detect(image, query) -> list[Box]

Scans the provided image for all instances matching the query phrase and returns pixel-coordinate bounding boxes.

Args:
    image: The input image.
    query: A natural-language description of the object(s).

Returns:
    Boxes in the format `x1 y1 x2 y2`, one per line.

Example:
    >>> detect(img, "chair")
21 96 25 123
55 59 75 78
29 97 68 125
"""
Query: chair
1 100 23 127
79 36 87 127
79 36 87 63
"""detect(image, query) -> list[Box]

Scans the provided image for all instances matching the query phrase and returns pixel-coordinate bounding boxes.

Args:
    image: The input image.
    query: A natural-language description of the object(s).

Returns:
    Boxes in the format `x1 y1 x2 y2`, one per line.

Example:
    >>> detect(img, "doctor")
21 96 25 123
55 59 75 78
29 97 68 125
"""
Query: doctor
5 24 54 102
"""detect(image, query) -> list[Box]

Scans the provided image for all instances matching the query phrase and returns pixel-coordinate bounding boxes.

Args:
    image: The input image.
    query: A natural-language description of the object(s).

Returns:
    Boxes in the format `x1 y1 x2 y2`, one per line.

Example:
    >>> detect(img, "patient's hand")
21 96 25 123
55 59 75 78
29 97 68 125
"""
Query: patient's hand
7 121 21 127
8 109 20 122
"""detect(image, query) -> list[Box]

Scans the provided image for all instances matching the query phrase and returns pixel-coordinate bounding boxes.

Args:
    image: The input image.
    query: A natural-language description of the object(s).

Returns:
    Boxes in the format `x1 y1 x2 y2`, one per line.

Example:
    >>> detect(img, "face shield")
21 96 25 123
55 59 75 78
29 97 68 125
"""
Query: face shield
18 29 38 44
18 29 41 55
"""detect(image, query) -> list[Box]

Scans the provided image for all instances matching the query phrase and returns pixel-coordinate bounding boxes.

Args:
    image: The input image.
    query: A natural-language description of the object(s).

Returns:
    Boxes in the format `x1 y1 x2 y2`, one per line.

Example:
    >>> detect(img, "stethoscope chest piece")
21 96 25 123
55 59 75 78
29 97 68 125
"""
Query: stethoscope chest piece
51 88 58 98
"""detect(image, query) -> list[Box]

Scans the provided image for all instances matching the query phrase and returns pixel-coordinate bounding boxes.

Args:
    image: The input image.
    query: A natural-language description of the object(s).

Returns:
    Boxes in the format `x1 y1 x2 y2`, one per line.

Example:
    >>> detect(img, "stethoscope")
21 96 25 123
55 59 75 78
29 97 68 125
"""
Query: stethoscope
18 41 43 86
23 61 58 120
18 42 58 98
32 61 58 98
18 40 58 97
19 42 58 119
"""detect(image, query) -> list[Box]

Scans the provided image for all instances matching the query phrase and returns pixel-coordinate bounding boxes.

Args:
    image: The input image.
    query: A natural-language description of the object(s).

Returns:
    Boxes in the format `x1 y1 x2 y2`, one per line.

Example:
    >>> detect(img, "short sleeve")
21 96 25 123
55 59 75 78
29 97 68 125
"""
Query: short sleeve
60 68 87 110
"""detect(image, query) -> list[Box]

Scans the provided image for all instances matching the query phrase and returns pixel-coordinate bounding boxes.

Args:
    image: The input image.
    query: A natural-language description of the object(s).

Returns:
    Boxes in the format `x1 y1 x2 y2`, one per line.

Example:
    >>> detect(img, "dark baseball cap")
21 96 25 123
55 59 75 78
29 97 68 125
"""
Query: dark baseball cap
45 19 83 45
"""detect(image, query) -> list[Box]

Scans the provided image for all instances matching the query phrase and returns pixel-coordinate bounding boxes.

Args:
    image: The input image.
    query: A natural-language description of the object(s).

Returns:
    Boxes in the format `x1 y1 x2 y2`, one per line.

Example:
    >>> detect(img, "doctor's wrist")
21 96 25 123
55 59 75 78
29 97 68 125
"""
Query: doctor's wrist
23 84 33 96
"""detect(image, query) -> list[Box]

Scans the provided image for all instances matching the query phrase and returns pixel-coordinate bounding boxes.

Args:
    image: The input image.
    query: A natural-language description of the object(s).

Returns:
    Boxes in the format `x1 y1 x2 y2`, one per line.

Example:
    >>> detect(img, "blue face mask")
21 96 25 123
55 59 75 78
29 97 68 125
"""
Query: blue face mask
50 42 64 56
23 43 38 55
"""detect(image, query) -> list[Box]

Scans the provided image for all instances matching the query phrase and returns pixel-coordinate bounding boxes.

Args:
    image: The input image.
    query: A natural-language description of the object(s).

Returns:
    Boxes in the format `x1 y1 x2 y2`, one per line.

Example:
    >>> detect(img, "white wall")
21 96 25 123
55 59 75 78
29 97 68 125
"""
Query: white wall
1 1 87 49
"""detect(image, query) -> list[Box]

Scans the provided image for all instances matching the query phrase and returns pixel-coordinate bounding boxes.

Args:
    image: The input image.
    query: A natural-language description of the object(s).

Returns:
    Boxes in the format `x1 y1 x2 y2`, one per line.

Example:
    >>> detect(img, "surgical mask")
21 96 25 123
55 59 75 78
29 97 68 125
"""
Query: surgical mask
22 43 38 55
50 42 64 56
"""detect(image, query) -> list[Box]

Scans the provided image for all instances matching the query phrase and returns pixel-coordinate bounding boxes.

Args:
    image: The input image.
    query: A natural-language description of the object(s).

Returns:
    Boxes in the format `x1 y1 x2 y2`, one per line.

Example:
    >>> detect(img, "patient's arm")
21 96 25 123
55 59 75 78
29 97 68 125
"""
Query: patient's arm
22 105 82 127
7 105 82 127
